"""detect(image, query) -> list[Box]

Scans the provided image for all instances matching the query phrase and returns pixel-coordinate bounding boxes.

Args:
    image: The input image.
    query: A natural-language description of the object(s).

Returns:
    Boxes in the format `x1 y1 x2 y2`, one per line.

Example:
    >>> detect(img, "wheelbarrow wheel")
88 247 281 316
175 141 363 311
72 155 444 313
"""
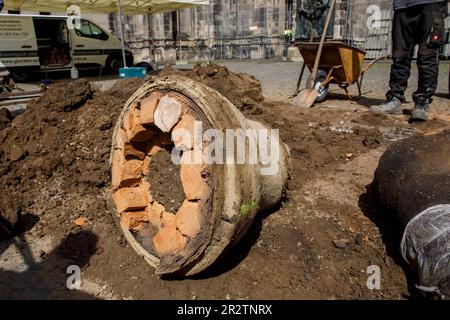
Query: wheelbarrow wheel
307 69 329 103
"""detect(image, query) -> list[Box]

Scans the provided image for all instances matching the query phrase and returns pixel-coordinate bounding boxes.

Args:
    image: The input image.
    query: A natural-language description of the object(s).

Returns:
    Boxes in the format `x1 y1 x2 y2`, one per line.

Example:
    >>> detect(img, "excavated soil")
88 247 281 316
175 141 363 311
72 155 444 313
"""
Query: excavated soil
1 64 449 299
0 78 145 241
0 108 13 131
147 147 185 214
160 63 264 113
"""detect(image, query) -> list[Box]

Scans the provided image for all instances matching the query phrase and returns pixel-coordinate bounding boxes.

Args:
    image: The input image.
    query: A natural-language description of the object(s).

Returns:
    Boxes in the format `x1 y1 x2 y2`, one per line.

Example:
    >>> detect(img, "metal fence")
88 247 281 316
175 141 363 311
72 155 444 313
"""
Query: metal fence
333 0 450 59
124 35 287 64
331 0 393 59
110 0 450 63
212 35 286 60
111 0 288 63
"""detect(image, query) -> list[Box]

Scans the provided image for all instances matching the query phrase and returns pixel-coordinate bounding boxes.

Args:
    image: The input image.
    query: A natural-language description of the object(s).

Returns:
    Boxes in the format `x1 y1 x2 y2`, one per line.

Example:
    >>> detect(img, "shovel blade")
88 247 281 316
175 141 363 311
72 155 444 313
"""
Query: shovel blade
292 89 318 108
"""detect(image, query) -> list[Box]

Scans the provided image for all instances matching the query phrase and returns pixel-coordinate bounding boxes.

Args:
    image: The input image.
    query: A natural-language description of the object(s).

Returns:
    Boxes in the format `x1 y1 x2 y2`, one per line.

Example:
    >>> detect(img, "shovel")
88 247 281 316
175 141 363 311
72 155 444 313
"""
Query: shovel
293 0 336 108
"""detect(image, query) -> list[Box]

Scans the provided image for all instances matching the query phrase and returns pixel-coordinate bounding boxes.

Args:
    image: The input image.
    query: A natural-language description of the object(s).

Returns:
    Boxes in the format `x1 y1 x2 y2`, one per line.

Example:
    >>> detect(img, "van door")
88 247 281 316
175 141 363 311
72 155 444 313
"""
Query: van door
33 17 71 69
70 18 121 69
0 15 40 70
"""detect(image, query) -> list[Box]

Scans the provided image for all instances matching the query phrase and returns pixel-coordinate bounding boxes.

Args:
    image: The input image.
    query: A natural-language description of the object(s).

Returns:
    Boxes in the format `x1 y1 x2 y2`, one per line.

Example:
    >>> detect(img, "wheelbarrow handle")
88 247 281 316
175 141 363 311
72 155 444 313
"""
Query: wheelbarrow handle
357 55 390 97
361 55 390 75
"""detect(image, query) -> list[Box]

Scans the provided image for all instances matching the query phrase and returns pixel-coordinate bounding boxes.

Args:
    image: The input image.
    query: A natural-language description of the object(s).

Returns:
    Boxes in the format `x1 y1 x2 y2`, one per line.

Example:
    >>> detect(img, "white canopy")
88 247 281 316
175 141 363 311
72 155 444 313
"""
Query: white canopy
3 0 210 67
3 0 209 14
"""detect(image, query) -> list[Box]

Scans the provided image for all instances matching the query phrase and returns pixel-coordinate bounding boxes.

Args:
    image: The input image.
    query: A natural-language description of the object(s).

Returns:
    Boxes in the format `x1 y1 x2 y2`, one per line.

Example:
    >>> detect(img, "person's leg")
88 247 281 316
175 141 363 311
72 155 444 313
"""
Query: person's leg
387 8 418 102
410 2 447 121
371 8 418 114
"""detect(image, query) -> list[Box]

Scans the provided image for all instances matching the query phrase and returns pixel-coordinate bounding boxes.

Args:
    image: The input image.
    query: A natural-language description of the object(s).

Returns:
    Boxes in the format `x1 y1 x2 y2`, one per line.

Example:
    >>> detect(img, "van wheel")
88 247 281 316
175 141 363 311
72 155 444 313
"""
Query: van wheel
10 70 29 82
106 55 123 74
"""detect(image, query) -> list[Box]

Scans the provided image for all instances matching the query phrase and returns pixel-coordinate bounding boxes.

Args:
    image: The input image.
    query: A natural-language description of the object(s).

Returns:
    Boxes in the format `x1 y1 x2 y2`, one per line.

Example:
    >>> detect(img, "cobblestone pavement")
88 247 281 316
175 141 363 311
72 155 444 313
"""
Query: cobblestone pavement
219 60 450 114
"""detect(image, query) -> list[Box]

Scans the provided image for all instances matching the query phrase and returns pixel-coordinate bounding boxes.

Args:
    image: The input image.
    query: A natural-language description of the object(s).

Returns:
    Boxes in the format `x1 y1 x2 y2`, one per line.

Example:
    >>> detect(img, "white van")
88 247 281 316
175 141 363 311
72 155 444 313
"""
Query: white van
0 14 133 81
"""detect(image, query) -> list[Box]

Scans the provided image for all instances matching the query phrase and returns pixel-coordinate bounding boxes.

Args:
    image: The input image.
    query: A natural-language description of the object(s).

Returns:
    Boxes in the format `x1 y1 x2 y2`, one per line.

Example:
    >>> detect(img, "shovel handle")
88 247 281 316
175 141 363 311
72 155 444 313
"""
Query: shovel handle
309 0 336 87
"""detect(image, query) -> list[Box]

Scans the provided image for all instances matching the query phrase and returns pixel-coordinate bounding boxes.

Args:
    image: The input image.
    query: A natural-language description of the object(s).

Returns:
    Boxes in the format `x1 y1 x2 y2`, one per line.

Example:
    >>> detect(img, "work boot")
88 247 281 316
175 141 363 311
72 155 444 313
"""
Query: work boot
410 97 431 122
369 97 402 115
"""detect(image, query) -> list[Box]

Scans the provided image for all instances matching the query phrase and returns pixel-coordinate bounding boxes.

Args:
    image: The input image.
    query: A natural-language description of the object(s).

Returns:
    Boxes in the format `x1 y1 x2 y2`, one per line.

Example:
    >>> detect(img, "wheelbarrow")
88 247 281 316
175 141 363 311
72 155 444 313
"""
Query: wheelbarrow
294 41 387 103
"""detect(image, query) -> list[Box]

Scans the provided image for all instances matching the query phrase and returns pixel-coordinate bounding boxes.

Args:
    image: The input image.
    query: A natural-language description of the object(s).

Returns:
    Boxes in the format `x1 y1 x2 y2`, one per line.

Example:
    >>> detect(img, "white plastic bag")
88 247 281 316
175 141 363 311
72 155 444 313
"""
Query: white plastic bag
401 204 450 296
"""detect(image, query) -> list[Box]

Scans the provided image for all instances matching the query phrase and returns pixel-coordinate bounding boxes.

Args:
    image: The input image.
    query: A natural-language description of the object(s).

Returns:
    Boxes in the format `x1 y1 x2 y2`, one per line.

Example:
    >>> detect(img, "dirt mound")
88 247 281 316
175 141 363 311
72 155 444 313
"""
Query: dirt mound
107 77 147 100
160 63 264 113
0 195 21 240
40 79 93 112
239 102 385 185
0 108 13 130
0 78 145 240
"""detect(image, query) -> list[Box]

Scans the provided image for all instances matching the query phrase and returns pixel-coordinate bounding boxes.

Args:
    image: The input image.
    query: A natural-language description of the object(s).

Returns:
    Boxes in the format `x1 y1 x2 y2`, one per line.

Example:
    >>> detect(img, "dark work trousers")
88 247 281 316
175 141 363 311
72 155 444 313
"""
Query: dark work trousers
387 2 447 103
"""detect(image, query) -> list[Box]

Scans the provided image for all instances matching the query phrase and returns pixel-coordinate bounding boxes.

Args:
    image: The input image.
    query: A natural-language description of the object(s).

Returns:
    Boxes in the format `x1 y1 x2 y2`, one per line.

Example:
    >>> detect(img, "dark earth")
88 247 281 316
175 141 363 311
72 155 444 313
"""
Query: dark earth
147 147 185 214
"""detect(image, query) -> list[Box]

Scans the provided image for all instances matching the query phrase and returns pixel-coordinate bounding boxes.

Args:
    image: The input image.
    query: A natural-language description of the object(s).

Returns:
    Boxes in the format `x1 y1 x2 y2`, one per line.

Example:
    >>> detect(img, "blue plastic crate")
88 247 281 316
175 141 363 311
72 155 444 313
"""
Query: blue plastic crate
119 67 146 79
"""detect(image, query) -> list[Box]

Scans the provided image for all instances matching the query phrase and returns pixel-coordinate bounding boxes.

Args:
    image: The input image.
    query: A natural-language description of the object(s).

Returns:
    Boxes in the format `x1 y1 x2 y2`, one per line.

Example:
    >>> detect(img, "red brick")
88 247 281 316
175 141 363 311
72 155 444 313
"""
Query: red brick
140 179 153 203
112 150 142 189
168 92 192 114
153 225 187 256
176 200 203 238
140 92 161 125
154 95 182 132
142 156 151 176
147 206 162 227
146 201 166 227
180 152 210 201
152 201 166 214
114 128 128 150
172 114 197 151
149 145 163 156
125 108 156 142
124 141 148 160
161 212 176 228
113 187 148 213
121 211 149 231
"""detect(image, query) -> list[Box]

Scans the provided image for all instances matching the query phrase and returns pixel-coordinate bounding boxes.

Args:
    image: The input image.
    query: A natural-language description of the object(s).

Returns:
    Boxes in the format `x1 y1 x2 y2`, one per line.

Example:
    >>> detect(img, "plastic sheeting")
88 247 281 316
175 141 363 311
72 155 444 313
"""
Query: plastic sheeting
401 204 450 297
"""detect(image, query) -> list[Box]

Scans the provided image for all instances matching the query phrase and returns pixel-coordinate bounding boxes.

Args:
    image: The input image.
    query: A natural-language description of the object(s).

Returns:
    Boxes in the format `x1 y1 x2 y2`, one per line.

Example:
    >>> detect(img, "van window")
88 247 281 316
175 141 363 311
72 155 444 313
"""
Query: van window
75 19 109 41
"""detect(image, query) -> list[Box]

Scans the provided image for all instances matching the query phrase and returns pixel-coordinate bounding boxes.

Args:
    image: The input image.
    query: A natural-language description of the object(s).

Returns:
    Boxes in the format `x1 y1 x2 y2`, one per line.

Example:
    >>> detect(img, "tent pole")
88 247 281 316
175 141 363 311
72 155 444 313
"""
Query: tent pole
207 2 211 62
117 0 127 68
178 10 182 62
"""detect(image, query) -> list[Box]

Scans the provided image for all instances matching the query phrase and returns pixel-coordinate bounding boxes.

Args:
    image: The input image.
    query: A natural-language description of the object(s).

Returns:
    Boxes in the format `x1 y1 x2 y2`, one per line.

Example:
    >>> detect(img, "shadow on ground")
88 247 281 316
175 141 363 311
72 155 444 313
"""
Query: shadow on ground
0 229 100 300
325 92 386 108
358 182 421 299
434 92 450 99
